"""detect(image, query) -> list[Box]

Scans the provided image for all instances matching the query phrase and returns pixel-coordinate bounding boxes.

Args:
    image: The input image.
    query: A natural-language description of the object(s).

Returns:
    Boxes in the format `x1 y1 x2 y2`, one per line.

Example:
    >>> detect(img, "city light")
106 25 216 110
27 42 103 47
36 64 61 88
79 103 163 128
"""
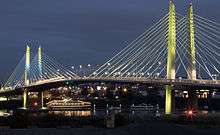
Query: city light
123 88 127 93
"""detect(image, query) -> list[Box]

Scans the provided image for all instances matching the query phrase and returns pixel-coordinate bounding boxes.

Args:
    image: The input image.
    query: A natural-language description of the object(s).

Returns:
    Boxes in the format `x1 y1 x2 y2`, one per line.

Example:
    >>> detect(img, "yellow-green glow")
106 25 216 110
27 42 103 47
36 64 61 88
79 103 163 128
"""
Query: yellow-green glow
167 0 176 80
165 85 172 114
38 46 42 66
38 46 45 109
23 45 30 109
165 0 176 115
23 90 27 109
38 46 42 78
25 45 30 86
41 92 44 109
187 4 196 80
0 97 7 101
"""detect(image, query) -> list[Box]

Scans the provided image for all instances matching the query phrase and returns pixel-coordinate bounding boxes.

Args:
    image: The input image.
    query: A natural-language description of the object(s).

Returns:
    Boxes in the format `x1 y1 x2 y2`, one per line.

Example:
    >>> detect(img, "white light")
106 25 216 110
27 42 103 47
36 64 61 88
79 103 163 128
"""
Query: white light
183 91 188 94
213 91 216 96
97 86 101 91
103 87 107 90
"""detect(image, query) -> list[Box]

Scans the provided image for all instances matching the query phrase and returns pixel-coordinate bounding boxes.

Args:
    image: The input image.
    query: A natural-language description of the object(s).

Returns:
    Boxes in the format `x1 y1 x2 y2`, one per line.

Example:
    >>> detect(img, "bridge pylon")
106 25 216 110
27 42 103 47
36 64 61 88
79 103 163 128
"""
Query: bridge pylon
38 46 42 79
38 46 46 109
165 0 176 115
23 45 30 109
187 3 198 109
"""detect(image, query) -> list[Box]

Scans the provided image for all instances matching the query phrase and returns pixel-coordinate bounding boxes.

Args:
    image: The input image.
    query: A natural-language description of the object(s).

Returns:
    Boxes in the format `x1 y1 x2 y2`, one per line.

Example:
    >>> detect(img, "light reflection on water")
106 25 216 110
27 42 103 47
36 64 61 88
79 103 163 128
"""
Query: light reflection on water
1 108 219 118
49 110 92 117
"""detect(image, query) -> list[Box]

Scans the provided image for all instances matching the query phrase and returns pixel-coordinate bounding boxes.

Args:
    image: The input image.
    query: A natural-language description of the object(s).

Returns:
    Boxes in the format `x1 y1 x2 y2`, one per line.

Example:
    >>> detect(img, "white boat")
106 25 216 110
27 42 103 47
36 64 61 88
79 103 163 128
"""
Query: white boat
46 99 91 110
109 106 121 111
130 103 155 111
212 92 220 99
0 111 11 117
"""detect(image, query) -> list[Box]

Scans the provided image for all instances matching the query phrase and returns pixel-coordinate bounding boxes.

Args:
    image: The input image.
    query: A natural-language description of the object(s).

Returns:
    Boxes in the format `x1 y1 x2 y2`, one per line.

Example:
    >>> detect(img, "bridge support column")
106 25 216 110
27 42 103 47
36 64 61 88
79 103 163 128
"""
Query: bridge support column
208 90 213 111
23 90 28 109
23 45 30 109
187 3 198 109
38 46 46 109
37 91 45 109
165 0 176 115
165 86 176 114
41 92 46 109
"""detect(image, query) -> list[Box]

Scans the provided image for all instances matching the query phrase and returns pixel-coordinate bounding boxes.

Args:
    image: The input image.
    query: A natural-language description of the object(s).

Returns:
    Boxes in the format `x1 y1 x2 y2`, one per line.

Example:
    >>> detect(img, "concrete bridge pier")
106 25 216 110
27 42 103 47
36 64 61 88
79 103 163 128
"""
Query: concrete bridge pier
165 85 175 114
39 91 46 109
22 89 28 109
207 90 213 111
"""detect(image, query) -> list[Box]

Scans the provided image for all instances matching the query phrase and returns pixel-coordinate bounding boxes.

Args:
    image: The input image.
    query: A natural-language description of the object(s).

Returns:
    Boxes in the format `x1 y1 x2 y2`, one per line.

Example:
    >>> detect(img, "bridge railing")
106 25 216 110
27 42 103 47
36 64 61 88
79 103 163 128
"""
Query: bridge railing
1 77 220 93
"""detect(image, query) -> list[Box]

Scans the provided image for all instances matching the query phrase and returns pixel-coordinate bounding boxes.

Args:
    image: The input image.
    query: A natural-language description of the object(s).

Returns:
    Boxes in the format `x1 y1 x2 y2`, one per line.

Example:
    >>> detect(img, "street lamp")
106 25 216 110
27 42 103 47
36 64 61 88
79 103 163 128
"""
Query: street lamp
87 64 91 73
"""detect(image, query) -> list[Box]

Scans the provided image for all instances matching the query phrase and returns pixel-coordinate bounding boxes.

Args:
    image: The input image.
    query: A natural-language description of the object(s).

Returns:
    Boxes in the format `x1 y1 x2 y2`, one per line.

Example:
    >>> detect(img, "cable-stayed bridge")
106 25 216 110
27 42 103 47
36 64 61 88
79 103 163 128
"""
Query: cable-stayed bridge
1 1 220 115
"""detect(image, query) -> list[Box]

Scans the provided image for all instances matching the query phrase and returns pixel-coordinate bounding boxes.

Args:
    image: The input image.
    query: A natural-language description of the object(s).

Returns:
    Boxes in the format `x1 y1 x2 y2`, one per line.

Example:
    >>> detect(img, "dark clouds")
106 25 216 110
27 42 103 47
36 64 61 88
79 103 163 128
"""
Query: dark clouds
0 0 219 81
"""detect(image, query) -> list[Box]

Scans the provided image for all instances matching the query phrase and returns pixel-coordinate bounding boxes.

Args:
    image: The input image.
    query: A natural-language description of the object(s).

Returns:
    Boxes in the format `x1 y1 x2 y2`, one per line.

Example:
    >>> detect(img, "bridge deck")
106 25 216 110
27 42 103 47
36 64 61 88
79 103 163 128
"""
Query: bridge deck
1 77 220 96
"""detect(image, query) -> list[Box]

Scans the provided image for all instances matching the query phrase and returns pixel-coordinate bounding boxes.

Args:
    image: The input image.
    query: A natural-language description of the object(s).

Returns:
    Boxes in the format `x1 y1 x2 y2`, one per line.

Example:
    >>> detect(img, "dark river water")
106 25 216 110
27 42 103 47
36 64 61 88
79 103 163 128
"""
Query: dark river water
0 108 158 128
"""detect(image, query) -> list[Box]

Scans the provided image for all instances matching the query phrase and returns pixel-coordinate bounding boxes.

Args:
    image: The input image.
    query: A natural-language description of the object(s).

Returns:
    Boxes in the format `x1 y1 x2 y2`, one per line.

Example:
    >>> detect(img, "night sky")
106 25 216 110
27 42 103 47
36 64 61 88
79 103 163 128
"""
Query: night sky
0 0 219 82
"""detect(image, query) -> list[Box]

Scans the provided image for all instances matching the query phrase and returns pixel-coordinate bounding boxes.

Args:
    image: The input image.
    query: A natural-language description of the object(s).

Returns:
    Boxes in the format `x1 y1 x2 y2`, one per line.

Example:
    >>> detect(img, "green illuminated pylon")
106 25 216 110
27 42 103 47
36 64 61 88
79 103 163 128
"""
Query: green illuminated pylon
38 46 42 79
165 0 176 115
23 45 30 109
38 46 46 109
187 3 198 109
187 3 196 80
25 45 30 86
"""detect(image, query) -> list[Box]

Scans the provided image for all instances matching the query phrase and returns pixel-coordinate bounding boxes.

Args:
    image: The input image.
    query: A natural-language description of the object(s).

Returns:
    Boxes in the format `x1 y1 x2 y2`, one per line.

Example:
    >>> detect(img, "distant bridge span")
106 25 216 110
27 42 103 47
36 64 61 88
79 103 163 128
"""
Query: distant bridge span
1 77 220 96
